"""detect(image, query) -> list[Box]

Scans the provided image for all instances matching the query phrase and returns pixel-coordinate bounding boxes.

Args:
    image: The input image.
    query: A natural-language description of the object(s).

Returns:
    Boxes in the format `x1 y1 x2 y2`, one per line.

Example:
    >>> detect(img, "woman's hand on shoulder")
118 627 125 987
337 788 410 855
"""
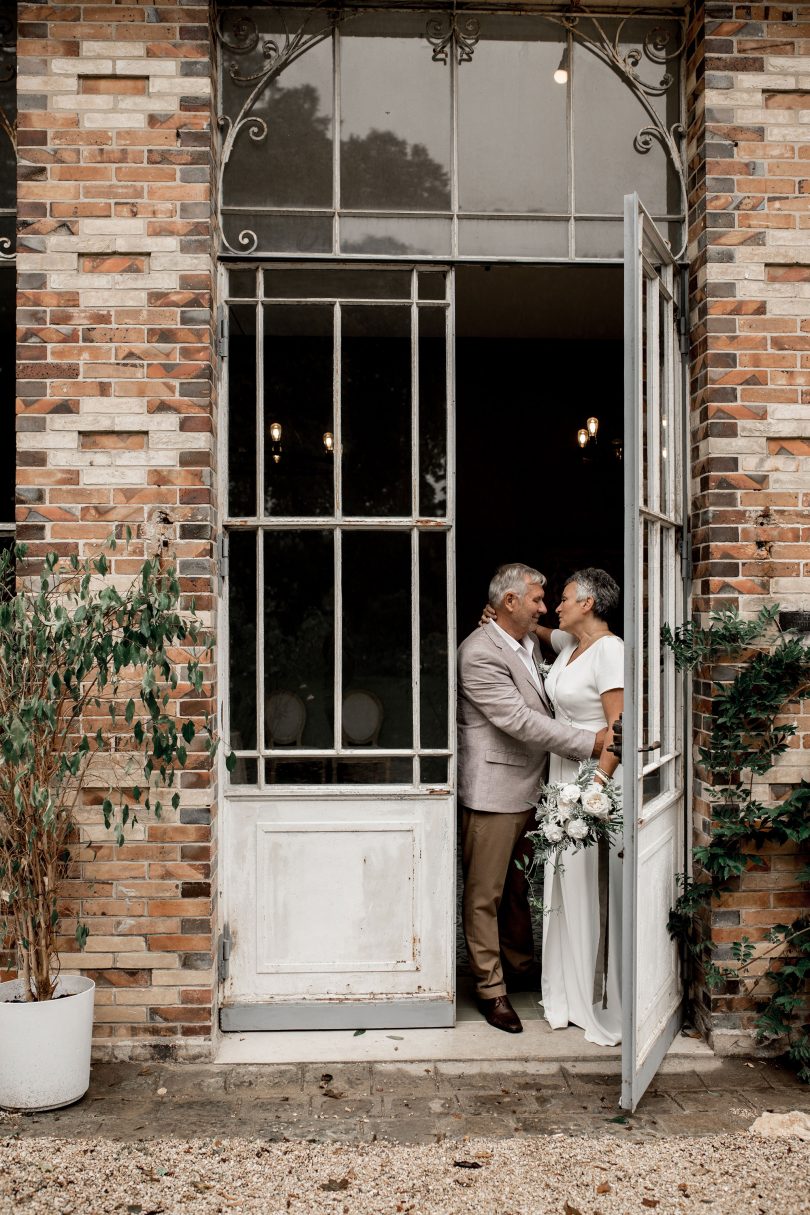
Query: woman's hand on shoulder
479 603 496 627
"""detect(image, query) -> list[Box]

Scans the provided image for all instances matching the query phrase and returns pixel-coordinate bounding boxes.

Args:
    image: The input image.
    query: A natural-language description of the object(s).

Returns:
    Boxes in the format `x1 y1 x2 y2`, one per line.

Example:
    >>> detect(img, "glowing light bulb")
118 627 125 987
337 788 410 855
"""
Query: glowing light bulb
587 416 599 438
269 422 282 442
577 428 588 449
554 46 569 85
323 431 334 453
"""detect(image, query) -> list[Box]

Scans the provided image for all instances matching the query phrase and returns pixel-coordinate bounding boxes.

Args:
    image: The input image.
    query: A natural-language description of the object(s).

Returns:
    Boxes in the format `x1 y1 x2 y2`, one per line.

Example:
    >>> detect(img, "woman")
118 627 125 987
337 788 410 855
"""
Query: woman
536 568 623 1047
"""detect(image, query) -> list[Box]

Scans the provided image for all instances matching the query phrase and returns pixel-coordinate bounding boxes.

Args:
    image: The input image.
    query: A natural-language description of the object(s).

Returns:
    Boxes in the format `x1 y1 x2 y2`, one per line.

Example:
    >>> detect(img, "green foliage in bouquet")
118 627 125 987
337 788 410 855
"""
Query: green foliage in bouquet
663 605 810 1081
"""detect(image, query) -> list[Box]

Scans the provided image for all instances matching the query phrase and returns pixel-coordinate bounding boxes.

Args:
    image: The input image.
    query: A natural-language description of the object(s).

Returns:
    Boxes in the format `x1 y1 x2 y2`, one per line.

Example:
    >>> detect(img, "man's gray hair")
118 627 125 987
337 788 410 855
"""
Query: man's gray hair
565 567 620 620
489 563 546 607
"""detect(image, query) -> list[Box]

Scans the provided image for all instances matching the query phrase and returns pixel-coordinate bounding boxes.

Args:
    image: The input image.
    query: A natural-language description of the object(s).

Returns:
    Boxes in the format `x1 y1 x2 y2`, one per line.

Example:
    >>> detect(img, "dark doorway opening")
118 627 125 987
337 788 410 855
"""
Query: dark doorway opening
454 263 625 1015
455 264 624 639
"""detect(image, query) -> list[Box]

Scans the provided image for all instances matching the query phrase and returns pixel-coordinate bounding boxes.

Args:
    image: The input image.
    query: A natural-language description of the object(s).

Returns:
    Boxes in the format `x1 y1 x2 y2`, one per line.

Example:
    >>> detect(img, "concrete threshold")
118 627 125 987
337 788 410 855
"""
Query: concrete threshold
214 1018 715 1068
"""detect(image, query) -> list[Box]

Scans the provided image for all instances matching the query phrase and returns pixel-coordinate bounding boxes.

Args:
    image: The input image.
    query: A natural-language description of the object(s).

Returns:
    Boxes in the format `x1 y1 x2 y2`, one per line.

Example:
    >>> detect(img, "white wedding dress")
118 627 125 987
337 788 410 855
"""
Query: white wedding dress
541 629 624 1046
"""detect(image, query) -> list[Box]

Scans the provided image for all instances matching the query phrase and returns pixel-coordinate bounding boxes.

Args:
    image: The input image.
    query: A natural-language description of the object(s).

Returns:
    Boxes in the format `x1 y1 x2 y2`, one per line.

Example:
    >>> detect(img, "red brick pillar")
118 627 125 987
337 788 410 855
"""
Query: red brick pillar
16 2 218 1057
686 1 810 1053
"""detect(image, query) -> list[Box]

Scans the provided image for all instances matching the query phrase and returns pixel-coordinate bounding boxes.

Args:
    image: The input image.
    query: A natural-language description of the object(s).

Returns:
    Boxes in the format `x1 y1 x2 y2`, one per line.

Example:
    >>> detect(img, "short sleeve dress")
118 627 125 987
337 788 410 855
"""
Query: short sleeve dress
540 629 624 1047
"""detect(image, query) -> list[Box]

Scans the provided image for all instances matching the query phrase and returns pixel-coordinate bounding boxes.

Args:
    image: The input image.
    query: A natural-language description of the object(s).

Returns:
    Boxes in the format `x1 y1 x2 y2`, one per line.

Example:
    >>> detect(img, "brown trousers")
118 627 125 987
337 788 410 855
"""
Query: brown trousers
461 806 536 999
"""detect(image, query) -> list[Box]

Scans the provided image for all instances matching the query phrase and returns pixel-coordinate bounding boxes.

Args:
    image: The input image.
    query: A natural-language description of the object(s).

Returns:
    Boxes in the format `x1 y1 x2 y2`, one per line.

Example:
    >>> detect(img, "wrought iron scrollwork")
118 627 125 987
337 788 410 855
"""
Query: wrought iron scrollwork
215 3 344 254
0 10 16 262
426 12 481 64
542 7 687 257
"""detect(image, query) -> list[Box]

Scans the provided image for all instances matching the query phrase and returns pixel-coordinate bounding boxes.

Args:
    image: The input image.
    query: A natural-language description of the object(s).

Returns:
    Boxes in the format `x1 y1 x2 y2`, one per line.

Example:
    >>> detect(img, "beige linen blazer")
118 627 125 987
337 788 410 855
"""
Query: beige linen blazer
457 622 596 814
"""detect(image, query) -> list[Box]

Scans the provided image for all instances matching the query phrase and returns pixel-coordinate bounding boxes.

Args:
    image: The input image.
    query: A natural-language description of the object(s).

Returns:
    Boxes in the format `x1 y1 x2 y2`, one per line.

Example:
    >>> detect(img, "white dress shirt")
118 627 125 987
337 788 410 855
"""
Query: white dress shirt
491 622 543 692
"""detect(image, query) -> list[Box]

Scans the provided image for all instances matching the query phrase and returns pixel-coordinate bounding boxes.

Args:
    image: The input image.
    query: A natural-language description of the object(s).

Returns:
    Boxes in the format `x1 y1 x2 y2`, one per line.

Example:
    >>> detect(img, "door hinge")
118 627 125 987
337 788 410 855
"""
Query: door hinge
218 925 232 983
216 304 227 358
677 264 690 358
216 531 229 582
679 528 692 579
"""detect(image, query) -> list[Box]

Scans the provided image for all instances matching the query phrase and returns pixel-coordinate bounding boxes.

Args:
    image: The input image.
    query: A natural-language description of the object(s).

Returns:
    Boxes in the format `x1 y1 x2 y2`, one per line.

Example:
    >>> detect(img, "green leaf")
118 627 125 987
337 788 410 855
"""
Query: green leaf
125 698 135 725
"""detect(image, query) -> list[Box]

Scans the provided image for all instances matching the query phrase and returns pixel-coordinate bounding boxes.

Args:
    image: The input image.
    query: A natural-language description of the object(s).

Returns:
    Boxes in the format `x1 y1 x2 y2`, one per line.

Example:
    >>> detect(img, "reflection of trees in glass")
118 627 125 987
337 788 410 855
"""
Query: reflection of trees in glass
225 81 450 215
229 82 332 208
341 130 450 210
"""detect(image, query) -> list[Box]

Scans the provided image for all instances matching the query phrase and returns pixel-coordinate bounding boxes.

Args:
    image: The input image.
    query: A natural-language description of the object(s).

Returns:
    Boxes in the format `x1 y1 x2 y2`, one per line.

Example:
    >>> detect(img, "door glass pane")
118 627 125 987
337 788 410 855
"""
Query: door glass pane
418 306 447 518
641 517 650 757
228 304 257 518
458 17 567 214
265 530 335 749
660 293 672 517
574 18 678 216
340 12 451 211
263 305 334 516
229 530 257 751
221 16 333 210
418 273 446 301
228 758 258 786
229 269 258 298
342 531 412 748
341 306 411 516
264 267 411 300
266 758 414 784
420 757 448 784
420 530 448 749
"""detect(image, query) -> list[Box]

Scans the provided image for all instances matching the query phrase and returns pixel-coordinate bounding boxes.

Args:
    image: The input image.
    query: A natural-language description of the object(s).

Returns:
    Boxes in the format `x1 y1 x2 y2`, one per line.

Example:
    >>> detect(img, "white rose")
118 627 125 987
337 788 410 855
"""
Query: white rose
582 788 611 819
543 823 565 844
555 800 574 823
560 784 581 805
566 817 589 841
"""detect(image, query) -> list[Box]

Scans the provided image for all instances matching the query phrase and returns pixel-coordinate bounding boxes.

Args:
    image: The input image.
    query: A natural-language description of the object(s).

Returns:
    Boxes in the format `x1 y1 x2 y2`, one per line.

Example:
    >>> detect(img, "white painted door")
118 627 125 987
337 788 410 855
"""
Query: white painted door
621 196 688 1109
219 264 456 1029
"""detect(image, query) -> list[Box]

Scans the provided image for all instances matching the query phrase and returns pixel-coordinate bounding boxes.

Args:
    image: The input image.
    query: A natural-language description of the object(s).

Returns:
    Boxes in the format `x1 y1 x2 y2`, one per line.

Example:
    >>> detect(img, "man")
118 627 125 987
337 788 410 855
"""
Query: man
458 563 604 1033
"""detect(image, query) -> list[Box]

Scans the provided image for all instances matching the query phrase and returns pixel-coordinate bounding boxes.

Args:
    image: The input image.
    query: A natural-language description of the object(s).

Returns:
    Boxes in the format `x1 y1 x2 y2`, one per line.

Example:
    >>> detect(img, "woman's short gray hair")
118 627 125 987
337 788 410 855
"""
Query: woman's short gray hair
565 568 620 620
489 563 546 607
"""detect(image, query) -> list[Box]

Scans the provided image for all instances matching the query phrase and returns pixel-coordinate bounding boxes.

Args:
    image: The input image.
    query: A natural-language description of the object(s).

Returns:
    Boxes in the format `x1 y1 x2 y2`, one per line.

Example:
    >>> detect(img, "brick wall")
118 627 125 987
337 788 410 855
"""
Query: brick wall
686 1 810 1053
16 2 219 1058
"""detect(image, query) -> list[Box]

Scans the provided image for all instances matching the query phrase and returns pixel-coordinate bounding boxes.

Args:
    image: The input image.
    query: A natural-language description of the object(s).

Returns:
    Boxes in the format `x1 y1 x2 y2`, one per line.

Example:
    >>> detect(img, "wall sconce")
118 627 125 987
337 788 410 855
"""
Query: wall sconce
553 44 569 85
323 431 334 454
269 421 283 465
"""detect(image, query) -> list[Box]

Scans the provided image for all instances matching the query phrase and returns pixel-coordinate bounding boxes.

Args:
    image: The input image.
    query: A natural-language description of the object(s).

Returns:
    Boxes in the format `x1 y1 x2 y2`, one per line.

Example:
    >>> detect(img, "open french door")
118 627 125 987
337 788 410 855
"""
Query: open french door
621 196 689 1110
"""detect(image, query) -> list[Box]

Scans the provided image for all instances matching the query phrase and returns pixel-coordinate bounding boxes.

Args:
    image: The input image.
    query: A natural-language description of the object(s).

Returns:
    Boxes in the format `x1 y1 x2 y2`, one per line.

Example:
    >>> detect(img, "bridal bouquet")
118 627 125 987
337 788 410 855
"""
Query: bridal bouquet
529 760 623 867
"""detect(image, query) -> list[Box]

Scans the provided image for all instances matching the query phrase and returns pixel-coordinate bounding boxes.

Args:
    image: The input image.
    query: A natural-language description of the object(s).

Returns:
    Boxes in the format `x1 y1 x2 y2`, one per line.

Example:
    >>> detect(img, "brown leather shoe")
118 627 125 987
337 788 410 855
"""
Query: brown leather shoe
478 995 523 1034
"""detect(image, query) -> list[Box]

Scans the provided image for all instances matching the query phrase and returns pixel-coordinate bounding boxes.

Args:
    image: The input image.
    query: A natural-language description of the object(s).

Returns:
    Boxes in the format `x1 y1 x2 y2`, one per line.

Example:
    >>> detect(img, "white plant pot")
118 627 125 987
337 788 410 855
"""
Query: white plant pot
0 975 95 1111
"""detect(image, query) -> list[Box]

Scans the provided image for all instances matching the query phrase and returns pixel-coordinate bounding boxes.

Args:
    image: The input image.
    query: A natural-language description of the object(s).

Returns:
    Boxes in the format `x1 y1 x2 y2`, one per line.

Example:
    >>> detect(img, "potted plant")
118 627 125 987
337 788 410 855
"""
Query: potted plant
0 536 216 1110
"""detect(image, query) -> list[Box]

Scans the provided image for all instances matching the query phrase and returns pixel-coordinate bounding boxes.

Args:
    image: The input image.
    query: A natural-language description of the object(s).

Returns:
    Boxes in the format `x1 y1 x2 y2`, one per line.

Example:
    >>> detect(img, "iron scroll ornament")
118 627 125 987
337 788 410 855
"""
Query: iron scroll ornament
215 4 347 255
215 4 687 260
426 11 481 64
539 7 688 258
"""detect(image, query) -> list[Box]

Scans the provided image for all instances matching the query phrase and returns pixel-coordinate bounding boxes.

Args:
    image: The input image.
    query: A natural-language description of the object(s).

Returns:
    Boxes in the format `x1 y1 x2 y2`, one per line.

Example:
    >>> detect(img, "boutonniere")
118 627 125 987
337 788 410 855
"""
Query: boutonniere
536 660 551 679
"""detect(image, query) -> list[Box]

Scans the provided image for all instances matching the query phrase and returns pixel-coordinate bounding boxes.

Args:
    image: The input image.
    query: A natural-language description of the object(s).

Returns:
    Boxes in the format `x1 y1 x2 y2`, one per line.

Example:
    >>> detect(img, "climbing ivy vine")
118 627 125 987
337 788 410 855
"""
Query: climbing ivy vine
663 605 810 1082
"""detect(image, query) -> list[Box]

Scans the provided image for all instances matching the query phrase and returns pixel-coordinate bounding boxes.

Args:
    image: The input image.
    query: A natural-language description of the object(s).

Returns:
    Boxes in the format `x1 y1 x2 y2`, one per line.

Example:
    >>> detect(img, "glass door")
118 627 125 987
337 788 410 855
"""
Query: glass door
621 196 687 1108
220 264 457 1029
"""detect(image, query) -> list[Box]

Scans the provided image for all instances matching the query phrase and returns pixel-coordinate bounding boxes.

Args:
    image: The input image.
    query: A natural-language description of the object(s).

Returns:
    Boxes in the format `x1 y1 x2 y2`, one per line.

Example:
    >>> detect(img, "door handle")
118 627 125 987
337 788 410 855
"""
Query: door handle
638 740 661 753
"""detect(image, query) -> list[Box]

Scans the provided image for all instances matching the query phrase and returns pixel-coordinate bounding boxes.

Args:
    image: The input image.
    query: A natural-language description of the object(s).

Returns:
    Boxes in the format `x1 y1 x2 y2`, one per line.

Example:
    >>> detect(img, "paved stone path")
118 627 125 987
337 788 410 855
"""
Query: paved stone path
4 1057 809 1144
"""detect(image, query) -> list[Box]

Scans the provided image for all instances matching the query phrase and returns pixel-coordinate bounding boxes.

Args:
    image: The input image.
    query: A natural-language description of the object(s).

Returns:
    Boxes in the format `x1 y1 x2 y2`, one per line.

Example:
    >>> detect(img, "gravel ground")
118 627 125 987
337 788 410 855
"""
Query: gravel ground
0 1132 807 1215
